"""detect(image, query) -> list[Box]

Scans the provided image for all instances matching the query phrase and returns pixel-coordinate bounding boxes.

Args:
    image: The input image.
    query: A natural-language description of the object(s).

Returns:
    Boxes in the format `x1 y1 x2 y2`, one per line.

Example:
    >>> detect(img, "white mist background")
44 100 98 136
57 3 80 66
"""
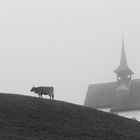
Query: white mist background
0 0 140 105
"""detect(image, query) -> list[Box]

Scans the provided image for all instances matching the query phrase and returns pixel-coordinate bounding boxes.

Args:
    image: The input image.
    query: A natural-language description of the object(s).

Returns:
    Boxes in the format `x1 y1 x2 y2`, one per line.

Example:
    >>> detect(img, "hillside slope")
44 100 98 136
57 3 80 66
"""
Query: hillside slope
0 93 140 140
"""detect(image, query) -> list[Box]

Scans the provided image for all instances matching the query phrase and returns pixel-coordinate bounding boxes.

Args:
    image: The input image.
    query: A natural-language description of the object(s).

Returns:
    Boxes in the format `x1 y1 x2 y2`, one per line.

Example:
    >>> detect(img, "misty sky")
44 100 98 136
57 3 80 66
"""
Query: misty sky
0 0 140 105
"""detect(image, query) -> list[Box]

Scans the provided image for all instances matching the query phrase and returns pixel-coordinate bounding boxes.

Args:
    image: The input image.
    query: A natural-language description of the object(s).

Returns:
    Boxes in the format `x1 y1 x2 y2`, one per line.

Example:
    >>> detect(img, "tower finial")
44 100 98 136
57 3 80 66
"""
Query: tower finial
122 32 124 48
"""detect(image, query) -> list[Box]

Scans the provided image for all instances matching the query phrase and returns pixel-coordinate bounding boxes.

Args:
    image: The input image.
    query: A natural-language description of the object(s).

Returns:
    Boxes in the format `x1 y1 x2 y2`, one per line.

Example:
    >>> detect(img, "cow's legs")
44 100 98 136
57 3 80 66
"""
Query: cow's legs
49 94 52 100
50 94 54 100
38 92 42 98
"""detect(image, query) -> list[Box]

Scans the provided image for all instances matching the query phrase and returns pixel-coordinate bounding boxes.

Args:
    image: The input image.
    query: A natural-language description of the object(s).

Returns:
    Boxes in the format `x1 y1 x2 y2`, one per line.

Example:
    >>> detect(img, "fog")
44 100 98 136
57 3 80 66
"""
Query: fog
0 0 140 105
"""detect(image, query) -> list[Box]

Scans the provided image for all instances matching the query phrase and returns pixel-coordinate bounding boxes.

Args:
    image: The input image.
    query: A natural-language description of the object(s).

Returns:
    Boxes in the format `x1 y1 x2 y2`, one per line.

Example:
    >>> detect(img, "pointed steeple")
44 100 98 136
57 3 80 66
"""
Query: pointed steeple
114 36 134 75
120 36 127 66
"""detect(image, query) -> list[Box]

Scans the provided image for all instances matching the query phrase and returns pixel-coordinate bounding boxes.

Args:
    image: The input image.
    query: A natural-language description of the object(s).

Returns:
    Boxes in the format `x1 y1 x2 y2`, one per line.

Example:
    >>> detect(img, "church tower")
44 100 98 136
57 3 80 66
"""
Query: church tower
114 37 134 92
111 37 134 112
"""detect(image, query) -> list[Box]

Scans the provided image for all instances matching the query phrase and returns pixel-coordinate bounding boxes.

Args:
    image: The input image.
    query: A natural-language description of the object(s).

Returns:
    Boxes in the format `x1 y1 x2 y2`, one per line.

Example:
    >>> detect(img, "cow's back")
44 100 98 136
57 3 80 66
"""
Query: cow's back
36 86 54 94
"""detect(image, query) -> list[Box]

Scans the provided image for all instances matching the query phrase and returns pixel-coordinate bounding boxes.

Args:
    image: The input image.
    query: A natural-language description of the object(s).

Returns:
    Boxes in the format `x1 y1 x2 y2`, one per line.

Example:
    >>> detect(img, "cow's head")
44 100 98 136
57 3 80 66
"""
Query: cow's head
30 86 35 92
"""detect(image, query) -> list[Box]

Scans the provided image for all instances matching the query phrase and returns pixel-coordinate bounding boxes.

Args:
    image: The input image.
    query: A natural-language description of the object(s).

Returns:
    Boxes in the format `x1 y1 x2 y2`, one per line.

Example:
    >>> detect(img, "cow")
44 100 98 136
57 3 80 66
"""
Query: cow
30 86 54 99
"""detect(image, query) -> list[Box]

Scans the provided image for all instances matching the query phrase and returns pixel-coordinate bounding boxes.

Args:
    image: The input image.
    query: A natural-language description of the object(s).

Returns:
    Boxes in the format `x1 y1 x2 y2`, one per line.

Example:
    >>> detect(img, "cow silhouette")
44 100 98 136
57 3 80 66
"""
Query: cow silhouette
30 86 54 99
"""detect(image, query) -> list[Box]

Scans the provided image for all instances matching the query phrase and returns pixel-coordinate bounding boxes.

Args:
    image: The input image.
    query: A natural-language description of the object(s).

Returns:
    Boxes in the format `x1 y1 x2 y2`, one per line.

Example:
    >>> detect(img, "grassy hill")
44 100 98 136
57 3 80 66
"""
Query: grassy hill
0 93 140 140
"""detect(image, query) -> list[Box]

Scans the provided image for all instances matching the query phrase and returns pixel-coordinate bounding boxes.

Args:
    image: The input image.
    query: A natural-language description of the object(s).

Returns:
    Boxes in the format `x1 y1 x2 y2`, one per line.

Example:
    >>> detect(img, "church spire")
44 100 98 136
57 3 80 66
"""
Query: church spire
114 36 134 76
120 37 128 67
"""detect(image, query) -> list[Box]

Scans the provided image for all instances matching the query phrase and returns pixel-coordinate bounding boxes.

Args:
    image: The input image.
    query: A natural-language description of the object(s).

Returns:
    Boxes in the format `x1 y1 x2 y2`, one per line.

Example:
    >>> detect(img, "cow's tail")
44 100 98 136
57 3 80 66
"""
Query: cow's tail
51 87 54 100
52 93 54 100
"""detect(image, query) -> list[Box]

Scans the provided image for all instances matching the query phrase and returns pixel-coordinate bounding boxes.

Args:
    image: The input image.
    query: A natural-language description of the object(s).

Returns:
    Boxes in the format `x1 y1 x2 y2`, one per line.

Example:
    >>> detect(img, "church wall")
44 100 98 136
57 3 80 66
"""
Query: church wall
98 108 140 121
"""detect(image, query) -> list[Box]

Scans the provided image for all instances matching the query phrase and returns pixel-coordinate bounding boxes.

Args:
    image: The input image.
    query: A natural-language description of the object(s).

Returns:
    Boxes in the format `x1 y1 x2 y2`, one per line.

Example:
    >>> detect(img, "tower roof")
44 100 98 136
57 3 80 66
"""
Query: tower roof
114 38 134 75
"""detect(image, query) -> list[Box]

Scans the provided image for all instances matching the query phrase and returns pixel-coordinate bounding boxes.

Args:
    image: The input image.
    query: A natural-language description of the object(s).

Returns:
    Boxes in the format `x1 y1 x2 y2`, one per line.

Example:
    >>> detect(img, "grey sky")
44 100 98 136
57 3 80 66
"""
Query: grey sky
0 0 140 104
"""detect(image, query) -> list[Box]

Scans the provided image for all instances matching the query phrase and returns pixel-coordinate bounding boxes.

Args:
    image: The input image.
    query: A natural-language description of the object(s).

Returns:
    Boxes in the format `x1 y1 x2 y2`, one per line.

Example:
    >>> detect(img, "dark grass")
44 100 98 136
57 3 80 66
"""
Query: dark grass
0 93 140 139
